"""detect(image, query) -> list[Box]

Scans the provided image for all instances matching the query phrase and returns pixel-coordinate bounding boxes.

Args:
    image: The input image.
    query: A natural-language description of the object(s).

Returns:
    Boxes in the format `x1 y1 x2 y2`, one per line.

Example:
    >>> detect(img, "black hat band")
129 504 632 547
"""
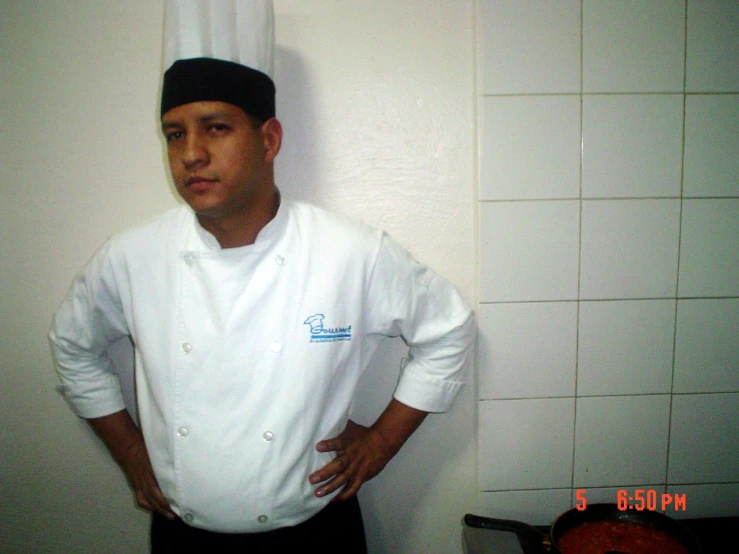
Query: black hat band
161 57 275 122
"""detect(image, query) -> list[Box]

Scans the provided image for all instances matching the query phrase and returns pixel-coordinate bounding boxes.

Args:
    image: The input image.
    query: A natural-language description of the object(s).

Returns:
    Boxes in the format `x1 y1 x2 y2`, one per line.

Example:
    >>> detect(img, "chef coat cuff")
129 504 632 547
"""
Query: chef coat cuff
393 364 464 413
55 374 127 419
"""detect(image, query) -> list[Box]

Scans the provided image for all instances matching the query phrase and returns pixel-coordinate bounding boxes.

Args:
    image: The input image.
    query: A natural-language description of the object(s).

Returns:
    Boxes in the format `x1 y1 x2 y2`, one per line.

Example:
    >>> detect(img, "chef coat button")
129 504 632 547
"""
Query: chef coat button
181 342 193 354
183 513 194 523
269 341 282 353
183 254 194 266
275 254 286 266
257 515 269 524
262 431 274 442
177 427 189 438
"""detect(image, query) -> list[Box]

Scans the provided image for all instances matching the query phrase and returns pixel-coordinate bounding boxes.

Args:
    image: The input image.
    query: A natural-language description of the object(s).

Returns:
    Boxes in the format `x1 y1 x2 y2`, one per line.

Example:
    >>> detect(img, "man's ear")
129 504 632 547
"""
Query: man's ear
261 118 283 163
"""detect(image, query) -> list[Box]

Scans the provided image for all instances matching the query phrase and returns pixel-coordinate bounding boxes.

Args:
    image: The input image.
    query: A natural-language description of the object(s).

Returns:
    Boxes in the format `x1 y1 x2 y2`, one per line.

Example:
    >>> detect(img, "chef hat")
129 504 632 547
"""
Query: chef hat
160 0 276 121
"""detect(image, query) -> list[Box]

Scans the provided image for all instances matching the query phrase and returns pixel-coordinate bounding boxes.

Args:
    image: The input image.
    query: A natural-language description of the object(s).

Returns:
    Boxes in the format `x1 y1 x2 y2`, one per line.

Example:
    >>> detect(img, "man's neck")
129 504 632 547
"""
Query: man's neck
196 188 280 249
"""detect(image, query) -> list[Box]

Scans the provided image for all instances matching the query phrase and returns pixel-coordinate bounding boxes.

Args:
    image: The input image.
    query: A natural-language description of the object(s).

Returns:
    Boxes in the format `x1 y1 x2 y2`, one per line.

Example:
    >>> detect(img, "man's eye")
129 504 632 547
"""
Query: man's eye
209 124 230 133
166 131 183 142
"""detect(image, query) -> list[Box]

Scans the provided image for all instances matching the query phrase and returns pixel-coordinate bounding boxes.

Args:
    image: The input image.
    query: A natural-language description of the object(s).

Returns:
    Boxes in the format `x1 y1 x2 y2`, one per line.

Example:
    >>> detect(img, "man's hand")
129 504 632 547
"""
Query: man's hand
87 410 175 520
309 399 428 501
118 437 175 519
309 420 394 501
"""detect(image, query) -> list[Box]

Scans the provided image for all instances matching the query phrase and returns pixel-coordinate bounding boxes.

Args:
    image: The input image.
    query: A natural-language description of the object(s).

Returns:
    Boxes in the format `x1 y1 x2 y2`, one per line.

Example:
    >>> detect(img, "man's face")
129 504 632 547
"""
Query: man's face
161 101 279 221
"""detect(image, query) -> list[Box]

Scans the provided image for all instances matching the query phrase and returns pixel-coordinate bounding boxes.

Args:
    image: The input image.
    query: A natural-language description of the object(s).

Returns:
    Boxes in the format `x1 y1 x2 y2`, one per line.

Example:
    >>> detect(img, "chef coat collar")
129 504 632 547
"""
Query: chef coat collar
191 190 286 251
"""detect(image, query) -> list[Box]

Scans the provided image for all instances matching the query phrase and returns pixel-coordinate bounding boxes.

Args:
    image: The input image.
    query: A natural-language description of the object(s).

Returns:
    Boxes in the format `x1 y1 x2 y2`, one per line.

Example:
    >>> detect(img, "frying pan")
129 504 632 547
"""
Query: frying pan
464 503 702 554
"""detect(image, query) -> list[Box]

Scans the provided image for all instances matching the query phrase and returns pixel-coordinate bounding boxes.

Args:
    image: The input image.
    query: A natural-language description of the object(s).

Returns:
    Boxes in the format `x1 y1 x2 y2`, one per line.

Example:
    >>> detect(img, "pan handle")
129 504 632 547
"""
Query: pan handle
464 514 547 546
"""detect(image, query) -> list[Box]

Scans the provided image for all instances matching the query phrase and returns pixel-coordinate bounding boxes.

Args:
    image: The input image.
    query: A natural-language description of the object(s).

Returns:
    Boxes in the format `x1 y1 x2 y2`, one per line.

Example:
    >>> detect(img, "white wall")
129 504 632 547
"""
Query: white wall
0 1 475 553
476 0 739 524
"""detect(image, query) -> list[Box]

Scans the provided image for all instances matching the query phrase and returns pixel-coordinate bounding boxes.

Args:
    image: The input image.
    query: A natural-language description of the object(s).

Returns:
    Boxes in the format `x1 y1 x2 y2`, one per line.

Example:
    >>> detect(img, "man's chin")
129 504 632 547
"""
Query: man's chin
182 199 222 219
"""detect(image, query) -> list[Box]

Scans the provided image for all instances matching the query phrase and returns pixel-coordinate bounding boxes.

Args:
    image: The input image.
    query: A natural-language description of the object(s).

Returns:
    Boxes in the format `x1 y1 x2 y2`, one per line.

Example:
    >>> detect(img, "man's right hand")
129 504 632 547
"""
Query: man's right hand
87 409 175 520
118 436 175 519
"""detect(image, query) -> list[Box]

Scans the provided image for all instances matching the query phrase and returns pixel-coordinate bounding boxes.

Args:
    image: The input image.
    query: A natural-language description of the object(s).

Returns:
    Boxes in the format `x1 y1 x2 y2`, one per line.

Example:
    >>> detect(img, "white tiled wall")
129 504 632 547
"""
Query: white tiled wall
477 0 738 523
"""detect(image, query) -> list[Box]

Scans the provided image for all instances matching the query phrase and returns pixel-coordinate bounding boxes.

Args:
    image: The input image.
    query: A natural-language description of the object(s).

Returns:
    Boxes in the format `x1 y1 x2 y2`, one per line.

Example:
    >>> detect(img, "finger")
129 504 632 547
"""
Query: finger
149 485 175 516
314 472 351 498
316 456 363 497
135 490 155 512
139 489 175 519
155 506 176 520
309 456 346 485
315 437 345 453
332 480 361 502
135 474 174 518
325 471 364 501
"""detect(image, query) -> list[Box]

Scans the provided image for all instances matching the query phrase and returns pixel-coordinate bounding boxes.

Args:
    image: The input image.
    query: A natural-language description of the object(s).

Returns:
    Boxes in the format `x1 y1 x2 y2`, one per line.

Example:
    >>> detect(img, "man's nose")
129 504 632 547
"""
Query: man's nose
181 134 208 168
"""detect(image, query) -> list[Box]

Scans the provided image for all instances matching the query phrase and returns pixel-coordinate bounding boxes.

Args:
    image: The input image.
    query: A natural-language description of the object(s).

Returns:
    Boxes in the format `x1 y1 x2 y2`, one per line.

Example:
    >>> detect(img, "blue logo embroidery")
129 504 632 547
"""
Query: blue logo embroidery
303 314 352 343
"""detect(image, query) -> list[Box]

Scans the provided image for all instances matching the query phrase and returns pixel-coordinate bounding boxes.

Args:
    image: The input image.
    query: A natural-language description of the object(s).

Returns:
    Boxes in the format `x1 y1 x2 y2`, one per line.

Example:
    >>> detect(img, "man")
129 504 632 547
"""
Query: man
49 3 475 552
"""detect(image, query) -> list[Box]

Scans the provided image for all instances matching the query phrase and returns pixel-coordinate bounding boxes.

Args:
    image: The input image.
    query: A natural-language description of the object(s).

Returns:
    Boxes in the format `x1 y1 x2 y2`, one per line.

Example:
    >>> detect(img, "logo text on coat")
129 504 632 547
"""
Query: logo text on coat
303 314 352 343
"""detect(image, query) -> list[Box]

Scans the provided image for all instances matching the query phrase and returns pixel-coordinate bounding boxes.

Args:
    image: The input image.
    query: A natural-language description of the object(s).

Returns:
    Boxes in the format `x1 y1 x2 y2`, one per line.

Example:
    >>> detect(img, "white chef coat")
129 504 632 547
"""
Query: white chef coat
49 197 475 533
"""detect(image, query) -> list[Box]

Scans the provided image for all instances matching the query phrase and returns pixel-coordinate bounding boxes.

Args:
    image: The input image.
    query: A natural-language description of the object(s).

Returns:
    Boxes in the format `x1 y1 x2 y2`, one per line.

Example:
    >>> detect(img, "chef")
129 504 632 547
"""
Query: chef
49 1 475 552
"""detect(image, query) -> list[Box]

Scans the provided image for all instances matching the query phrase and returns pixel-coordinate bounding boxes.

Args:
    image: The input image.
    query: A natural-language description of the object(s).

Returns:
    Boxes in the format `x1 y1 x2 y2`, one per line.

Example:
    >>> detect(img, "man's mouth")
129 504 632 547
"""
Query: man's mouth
185 176 217 191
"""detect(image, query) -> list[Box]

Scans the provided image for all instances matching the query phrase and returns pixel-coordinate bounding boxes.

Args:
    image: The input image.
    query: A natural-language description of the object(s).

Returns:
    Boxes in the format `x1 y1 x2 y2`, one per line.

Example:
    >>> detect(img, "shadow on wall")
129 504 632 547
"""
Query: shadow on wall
274 45 323 204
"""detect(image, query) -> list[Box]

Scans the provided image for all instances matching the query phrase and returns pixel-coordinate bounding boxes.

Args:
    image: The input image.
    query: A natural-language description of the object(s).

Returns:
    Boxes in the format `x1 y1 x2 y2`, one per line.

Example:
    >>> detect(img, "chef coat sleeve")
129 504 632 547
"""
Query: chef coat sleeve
49 240 129 419
366 233 476 413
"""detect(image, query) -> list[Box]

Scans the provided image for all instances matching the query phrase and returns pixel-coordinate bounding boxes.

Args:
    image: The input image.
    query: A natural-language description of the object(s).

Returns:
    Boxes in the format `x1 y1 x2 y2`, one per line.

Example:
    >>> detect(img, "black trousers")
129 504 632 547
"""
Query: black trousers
151 497 367 553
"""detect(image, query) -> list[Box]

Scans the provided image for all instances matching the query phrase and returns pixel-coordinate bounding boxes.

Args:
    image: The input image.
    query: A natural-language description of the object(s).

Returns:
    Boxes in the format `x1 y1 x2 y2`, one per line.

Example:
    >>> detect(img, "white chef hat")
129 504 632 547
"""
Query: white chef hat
160 0 276 121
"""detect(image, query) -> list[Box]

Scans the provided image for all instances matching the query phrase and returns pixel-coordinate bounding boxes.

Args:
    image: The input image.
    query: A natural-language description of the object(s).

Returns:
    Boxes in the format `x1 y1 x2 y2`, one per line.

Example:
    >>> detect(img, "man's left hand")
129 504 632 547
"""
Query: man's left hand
309 419 394 501
309 399 429 501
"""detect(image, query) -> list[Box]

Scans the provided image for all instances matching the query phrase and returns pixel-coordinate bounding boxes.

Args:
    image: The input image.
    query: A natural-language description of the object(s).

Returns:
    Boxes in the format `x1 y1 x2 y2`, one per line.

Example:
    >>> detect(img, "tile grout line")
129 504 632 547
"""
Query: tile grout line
478 195 739 203
481 478 739 494
569 0 586 500
471 0 484 499
478 391 739 403
665 0 690 489
478 295 739 306
481 91 739 98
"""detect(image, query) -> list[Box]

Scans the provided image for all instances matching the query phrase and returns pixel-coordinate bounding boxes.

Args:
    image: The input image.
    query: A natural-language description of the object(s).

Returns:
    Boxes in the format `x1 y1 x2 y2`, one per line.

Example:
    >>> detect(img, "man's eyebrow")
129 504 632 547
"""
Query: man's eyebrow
198 112 234 123
161 112 233 130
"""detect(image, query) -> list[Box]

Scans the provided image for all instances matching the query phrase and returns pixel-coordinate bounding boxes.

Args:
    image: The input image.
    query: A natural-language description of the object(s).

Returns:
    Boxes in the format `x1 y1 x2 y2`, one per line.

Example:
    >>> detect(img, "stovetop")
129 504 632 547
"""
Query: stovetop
462 516 738 554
